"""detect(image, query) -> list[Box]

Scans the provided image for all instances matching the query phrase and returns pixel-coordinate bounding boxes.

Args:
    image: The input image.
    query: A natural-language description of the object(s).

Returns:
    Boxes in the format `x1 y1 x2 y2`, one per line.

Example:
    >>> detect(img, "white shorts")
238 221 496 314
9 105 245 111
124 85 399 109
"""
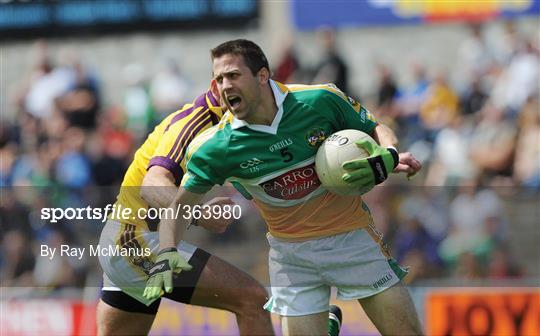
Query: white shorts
98 219 199 306
263 226 408 316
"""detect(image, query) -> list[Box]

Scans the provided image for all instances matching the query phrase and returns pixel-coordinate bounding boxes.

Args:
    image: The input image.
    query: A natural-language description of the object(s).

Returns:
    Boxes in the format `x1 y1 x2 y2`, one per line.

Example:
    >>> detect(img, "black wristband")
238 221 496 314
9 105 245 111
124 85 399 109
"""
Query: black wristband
157 247 177 255
387 147 399 169
148 259 170 276
367 156 388 185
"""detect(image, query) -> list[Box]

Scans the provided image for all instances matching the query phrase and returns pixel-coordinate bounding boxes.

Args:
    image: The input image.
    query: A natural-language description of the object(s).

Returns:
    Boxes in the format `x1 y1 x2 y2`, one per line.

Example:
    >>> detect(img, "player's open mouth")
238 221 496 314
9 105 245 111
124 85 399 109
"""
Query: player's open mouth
227 95 242 109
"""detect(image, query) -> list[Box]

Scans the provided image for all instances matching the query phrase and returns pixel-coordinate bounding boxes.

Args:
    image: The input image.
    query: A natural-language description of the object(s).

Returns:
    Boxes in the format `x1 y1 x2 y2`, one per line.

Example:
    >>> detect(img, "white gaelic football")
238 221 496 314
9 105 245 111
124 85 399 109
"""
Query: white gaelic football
315 129 376 196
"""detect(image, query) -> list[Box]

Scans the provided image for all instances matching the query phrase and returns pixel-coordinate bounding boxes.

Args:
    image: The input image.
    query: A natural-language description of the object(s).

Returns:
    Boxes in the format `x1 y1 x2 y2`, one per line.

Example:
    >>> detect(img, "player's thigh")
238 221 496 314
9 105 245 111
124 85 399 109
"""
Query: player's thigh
358 281 423 336
189 255 269 312
281 311 328 336
96 299 155 336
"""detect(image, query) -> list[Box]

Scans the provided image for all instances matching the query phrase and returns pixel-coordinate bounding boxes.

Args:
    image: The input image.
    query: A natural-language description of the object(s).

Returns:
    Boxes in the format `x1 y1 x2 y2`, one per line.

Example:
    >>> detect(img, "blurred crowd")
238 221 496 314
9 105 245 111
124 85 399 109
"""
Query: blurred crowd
1 21 538 293
1 40 195 292
359 22 537 283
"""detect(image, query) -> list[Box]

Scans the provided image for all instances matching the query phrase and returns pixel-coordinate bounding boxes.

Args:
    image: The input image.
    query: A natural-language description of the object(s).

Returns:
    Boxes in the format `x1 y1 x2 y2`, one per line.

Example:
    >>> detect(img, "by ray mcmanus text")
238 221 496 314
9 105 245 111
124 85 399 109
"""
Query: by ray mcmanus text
41 244 152 260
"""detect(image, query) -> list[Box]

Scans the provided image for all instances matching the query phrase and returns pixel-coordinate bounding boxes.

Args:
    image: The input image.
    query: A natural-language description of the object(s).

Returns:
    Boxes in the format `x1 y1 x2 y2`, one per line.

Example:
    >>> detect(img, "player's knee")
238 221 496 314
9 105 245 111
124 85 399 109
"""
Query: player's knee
251 285 270 306
234 285 269 315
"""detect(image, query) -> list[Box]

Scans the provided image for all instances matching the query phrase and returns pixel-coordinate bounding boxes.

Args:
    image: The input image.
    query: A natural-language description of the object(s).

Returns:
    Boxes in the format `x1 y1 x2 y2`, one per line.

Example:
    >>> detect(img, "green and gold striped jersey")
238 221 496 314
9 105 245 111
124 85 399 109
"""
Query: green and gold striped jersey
182 80 378 240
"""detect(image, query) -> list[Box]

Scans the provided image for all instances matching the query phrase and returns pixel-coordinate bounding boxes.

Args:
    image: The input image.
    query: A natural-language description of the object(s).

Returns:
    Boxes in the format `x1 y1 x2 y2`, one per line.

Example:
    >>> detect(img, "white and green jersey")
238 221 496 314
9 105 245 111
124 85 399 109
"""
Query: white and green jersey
182 80 377 239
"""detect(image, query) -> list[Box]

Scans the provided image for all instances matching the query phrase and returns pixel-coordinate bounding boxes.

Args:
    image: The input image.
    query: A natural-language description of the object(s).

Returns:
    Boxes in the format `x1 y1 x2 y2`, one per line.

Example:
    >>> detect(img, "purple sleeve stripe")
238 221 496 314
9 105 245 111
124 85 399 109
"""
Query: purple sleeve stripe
164 106 195 132
176 117 213 165
172 114 212 163
205 91 221 125
166 108 206 159
164 91 214 156
206 91 219 107
194 92 208 108
164 91 209 132
148 156 183 186
169 111 210 162
209 109 219 125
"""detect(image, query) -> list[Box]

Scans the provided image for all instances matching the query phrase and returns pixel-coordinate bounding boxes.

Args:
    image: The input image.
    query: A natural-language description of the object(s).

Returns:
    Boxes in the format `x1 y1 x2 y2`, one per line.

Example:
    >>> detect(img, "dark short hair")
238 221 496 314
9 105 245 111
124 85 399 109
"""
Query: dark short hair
211 39 270 76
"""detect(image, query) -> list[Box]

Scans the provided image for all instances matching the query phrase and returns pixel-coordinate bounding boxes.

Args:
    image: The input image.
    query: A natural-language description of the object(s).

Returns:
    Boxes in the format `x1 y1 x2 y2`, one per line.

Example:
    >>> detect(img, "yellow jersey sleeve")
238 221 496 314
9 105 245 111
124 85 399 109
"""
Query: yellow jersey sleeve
112 91 222 230
148 93 221 185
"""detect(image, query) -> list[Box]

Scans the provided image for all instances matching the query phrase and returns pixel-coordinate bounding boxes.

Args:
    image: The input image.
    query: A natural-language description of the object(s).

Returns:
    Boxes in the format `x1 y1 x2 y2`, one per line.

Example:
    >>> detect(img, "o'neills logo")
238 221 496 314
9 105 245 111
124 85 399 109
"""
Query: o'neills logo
325 133 350 146
260 163 321 200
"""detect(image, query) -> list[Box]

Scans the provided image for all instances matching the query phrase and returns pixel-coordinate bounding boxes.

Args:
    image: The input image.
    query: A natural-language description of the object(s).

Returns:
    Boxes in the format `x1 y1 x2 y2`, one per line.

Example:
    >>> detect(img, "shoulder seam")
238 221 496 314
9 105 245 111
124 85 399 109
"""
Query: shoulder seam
287 83 344 94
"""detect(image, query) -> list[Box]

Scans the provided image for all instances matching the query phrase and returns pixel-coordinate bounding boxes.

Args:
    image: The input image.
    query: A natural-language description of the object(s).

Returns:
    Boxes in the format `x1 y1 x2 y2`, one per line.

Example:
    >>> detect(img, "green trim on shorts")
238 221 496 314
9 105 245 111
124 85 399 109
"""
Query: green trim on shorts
263 297 275 312
388 258 409 280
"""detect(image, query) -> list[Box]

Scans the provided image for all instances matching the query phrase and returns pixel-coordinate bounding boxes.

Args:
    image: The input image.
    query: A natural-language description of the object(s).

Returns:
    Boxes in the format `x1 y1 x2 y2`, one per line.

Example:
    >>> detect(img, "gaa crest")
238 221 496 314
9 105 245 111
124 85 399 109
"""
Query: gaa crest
305 127 327 147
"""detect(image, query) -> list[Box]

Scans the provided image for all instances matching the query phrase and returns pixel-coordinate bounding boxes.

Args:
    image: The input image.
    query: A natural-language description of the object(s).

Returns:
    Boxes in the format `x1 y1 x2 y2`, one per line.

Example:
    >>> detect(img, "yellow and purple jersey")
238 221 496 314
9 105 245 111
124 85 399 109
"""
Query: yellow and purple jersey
111 91 223 230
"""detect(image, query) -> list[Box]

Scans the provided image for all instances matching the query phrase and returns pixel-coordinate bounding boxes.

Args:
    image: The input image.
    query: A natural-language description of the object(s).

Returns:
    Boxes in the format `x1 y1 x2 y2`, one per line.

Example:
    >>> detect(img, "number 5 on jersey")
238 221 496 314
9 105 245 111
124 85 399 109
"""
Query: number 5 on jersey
281 147 293 163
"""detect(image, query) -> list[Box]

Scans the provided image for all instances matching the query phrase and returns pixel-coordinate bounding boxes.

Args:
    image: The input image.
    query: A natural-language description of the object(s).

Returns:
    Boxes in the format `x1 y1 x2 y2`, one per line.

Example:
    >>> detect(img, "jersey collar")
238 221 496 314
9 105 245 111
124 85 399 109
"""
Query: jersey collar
230 79 288 134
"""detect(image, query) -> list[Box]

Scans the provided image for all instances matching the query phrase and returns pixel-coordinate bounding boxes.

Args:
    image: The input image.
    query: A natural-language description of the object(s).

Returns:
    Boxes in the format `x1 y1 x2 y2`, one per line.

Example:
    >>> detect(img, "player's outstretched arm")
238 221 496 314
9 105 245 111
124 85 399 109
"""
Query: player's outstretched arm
143 188 205 300
371 123 398 148
160 187 205 249
142 167 236 232
371 123 422 177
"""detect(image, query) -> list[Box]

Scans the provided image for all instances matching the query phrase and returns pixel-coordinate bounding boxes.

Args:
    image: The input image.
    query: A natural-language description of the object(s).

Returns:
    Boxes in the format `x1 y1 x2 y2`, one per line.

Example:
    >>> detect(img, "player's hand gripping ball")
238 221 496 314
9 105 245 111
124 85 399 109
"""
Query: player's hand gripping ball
315 129 398 196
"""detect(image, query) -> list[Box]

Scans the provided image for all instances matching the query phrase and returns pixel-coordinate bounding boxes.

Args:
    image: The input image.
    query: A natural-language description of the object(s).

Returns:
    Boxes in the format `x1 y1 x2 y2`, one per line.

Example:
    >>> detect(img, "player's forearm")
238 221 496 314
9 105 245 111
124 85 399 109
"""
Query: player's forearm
141 170 178 208
371 124 398 149
141 183 177 209
159 216 187 249
158 189 205 249
159 197 188 249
